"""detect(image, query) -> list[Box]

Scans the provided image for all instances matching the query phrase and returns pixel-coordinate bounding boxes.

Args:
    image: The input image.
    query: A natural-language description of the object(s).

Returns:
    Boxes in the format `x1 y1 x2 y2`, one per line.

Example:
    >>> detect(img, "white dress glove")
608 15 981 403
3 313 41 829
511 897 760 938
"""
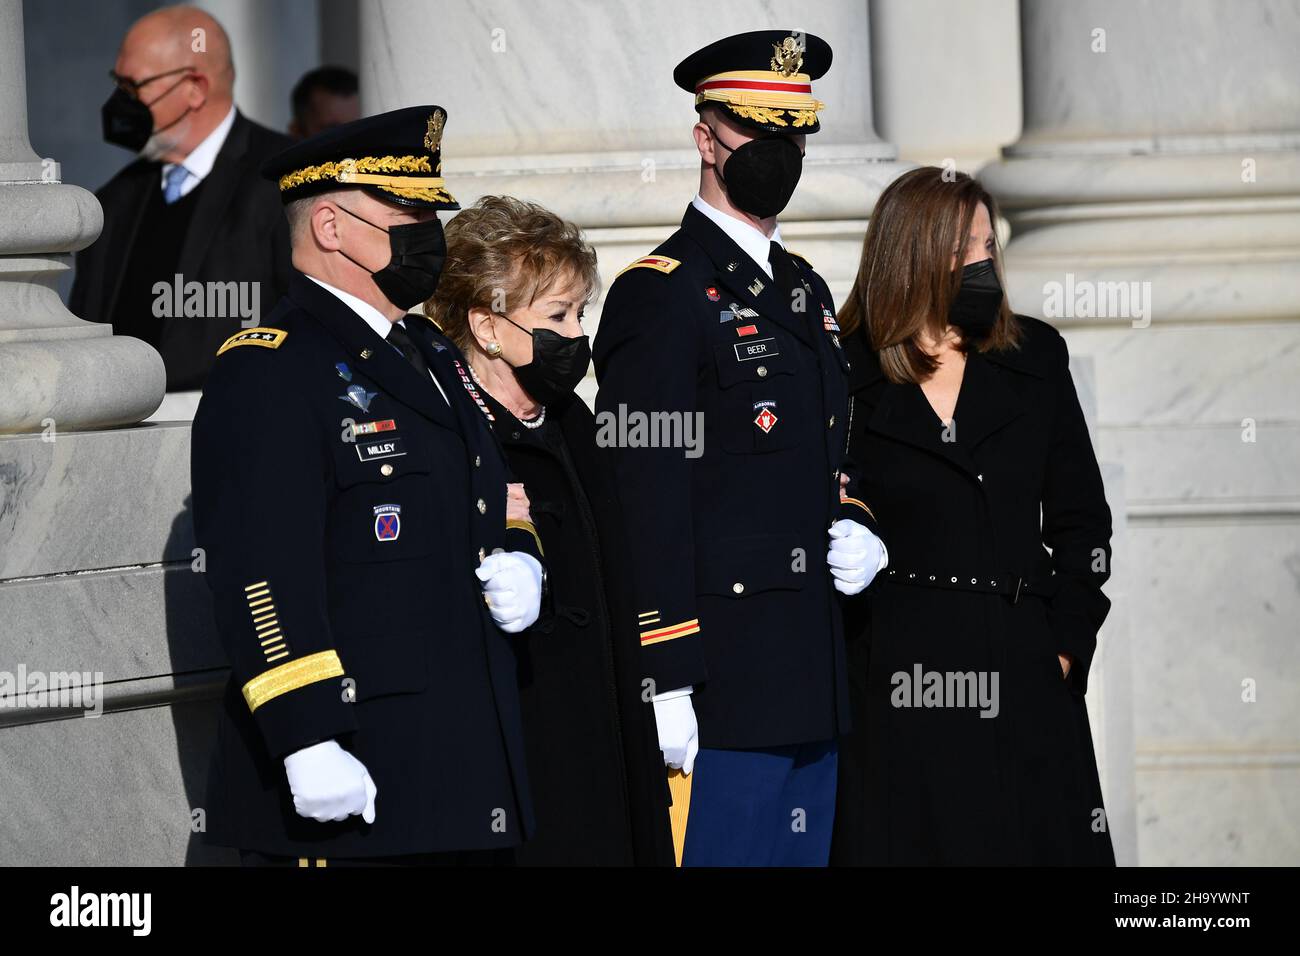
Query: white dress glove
476 551 543 633
651 686 699 775
827 518 888 596
283 739 378 824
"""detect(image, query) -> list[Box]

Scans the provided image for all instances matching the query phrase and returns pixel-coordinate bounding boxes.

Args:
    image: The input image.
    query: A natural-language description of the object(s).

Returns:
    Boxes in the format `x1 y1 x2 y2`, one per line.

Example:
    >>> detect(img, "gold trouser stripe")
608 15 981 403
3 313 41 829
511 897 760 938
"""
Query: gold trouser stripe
505 518 544 557
242 651 344 713
667 768 692 867
841 496 877 521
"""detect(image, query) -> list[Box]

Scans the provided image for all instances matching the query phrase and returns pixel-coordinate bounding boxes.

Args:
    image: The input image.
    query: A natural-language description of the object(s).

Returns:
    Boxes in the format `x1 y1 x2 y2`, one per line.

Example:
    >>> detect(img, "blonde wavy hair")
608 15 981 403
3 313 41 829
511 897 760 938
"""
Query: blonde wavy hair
424 195 599 353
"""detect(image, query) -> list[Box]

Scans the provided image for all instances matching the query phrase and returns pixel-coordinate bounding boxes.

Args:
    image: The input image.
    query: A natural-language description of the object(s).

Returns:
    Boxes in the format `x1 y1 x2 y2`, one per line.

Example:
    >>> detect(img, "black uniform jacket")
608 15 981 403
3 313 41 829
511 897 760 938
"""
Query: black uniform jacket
593 203 876 750
480 391 675 866
831 317 1116 865
71 112 292 391
191 272 542 857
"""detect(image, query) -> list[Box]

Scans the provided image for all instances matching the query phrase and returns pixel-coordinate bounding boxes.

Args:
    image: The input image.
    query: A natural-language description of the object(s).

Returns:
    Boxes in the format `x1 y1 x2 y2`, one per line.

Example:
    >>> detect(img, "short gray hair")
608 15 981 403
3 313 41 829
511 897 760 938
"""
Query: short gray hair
284 189 350 244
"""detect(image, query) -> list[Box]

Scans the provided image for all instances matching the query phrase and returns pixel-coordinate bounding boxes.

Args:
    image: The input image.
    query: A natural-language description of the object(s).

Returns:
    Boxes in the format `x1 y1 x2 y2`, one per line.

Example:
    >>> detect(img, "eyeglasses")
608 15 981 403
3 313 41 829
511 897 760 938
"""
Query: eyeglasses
109 66 194 100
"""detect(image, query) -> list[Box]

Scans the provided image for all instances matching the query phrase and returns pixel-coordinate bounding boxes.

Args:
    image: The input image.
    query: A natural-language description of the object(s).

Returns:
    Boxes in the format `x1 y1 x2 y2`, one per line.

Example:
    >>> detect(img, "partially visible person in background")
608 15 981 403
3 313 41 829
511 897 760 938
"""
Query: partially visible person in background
288 65 360 140
426 195 675 866
70 4 291 394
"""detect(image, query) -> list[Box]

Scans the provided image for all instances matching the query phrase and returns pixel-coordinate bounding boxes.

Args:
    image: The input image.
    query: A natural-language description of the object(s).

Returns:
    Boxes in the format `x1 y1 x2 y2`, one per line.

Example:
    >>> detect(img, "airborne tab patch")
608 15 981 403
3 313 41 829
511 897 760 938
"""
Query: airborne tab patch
217 327 288 356
617 255 681 278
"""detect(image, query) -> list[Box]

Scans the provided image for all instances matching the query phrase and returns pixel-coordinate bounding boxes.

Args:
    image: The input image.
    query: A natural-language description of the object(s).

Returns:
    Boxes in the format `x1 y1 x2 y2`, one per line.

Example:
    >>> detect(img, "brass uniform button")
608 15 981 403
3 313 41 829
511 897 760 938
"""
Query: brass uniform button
380 463 393 476
732 582 744 594
756 366 768 378
828 415 835 428
477 498 487 514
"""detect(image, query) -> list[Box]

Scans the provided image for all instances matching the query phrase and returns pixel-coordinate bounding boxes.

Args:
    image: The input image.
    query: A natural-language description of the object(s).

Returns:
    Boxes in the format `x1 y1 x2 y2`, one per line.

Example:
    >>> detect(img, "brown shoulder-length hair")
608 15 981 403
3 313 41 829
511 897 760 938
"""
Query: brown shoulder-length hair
838 166 1020 384
424 195 599 352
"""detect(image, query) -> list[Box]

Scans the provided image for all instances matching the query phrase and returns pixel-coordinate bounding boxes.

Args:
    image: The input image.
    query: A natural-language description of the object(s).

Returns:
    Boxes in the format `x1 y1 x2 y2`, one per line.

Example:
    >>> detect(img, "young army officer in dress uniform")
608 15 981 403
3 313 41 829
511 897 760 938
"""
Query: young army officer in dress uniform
191 106 547 864
593 31 888 866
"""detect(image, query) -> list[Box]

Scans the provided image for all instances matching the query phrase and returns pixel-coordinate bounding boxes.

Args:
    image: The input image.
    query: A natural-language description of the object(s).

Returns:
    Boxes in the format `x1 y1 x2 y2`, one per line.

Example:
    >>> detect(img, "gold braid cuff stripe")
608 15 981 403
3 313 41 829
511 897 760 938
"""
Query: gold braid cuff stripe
242 650 345 713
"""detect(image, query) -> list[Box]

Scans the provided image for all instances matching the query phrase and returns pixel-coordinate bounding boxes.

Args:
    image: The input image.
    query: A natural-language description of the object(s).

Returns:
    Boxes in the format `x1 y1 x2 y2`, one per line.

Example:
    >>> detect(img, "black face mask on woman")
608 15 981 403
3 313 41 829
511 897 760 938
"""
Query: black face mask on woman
949 258 1004 339
499 313 591 407
336 203 447 310
712 128 804 219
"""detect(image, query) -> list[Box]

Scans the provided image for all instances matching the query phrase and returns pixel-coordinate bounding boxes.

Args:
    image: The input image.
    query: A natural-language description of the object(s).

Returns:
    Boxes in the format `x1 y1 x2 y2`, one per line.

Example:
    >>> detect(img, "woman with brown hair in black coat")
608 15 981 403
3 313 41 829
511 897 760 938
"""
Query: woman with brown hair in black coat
424 195 673 866
829 167 1116 865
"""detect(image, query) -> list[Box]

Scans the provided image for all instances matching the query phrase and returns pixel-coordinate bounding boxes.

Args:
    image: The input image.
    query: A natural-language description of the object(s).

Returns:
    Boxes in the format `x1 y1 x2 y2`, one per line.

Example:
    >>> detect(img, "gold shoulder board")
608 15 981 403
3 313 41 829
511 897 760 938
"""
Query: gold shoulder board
617 255 681 278
216 327 288 356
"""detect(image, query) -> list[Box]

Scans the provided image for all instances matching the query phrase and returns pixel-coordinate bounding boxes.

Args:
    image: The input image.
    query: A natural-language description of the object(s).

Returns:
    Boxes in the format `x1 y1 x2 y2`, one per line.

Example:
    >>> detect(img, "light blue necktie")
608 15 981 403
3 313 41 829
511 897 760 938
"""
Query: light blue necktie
162 164 189 204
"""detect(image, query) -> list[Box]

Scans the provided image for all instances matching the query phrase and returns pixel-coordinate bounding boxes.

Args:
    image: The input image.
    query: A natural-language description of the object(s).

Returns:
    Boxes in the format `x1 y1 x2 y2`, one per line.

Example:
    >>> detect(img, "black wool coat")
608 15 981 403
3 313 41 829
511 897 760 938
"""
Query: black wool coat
478 389 675 866
830 316 1117 866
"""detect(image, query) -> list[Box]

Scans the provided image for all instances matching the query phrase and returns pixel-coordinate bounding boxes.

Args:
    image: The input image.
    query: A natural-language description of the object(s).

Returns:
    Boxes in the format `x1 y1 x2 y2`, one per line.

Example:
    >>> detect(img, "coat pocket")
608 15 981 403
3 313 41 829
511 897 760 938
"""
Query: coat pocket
329 447 437 563
695 532 809 598
712 343 803 454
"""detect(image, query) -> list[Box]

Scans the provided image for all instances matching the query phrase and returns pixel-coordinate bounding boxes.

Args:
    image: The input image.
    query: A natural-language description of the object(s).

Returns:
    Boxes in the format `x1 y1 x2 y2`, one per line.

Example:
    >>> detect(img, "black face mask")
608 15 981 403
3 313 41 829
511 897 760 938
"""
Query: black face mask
949 258 1004 339
499 314 591 407
337 203 447 310
101 73 192 153
713 128 804 219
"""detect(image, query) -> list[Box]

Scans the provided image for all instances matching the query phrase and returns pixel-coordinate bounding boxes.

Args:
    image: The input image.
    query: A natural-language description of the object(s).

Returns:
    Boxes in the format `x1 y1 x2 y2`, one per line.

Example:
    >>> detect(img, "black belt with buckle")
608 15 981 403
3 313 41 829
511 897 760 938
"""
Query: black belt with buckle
880 568 1053 605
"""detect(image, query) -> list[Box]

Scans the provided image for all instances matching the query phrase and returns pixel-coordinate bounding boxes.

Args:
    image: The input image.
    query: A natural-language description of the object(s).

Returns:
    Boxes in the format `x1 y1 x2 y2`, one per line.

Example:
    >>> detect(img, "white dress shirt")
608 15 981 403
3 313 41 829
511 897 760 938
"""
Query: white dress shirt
159 104 237 199
690 193 785 278
306 275 450 405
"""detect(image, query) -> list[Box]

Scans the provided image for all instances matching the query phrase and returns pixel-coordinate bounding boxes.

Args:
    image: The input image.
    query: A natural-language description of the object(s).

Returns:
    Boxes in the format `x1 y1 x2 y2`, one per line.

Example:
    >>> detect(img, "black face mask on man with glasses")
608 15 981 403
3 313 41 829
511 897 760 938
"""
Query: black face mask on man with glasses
101 67 195 154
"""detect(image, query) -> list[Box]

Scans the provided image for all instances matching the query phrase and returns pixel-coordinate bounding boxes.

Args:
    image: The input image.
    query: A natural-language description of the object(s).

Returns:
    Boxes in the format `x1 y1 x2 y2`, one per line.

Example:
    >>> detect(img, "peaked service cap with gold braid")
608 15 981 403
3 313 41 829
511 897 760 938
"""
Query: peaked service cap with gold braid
673 30 832 135
260 105 459 210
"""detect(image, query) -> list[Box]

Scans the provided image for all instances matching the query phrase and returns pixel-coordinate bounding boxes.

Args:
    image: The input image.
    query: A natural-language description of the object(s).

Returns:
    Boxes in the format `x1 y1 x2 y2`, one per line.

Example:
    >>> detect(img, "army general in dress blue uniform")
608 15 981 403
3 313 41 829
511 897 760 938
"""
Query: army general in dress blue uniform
593 31 888 866
191 106 547 864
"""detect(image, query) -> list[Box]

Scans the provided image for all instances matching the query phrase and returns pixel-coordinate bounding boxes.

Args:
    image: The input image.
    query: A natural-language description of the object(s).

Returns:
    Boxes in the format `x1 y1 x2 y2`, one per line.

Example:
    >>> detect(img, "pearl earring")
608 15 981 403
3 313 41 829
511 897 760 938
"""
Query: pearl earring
486 341 502 356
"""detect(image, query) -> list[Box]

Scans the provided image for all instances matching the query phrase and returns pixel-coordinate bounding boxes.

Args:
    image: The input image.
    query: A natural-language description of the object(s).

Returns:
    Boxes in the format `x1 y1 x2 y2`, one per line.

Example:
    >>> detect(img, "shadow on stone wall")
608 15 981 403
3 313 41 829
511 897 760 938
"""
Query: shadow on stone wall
164 494 237 866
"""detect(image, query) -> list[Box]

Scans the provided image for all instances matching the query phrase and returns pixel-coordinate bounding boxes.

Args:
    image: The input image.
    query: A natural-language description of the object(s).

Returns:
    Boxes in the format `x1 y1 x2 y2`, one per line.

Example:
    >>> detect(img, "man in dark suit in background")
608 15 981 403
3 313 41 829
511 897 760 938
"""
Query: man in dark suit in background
288 66 360 140
71 4 291 393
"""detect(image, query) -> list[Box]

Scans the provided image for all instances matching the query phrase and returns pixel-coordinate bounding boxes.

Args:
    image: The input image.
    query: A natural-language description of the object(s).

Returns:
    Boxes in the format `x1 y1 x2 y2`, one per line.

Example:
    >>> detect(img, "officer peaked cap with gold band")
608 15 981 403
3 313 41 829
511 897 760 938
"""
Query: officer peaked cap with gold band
260 105 460 210
673 30 832 135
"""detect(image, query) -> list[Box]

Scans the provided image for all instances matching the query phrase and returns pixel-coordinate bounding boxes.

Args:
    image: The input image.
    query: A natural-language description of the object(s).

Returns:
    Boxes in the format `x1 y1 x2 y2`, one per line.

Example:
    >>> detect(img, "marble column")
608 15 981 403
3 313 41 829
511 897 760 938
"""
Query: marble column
982 0 1300 866
0 0 163 433
197 0 322 131
1 0 227 864
356 0 910 347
